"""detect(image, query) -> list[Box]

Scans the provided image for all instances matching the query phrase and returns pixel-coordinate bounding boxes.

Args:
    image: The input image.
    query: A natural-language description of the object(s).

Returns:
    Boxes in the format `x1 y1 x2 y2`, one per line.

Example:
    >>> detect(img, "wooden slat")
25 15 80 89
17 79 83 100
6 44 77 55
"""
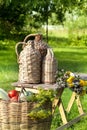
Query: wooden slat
66 92 76 113
52 98 60 114
52 88 64 114
75 95 84 115
56 113 87 130
58 99 68 124
12 82 57 90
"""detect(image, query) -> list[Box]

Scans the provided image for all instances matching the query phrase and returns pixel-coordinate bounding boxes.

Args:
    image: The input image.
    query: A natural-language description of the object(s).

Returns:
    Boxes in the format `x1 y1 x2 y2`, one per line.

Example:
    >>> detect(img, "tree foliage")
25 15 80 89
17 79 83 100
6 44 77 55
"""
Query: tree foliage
0 0 86 38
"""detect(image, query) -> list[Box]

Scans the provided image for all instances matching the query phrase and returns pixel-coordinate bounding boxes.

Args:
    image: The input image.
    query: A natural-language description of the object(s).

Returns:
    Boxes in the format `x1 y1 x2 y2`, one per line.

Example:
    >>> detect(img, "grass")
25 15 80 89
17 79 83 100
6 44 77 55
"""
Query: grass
0 32 87 130
0 49 18 91
53 47 87 73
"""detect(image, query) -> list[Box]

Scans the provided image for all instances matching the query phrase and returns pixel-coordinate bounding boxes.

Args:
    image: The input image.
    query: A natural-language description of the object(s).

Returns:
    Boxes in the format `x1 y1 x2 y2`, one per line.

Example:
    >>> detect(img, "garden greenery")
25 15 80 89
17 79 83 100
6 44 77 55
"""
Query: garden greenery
27 87 55 120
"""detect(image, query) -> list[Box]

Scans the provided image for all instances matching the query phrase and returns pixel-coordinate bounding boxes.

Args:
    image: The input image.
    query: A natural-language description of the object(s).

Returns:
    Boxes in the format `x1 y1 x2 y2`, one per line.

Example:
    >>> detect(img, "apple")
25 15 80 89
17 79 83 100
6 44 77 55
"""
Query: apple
8 90 19 98
10 95 19 102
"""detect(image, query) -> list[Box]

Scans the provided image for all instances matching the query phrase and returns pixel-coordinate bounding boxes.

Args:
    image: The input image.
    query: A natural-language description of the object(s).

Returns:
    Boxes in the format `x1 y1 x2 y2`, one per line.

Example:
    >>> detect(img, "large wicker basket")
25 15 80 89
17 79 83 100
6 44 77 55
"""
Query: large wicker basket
0 100 52 130
15 41 41 84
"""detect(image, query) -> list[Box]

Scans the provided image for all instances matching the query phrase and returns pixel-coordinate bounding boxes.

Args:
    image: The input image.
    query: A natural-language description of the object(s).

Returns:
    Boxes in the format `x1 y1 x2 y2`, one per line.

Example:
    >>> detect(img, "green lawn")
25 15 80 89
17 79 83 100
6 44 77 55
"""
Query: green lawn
0 49 18 91
0 39 87 130
53 47 87 73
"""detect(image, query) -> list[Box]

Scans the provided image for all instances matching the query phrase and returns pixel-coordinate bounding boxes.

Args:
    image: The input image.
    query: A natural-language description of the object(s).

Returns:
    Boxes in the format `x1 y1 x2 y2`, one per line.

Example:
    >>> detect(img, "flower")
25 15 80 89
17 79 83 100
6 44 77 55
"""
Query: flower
56 69 87 95
67 76 75 85
79 80 87 86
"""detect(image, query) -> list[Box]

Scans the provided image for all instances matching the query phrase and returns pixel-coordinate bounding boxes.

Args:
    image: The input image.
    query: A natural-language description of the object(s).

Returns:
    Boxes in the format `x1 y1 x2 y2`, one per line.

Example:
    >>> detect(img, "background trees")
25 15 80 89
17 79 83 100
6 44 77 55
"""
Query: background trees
0 0 87 39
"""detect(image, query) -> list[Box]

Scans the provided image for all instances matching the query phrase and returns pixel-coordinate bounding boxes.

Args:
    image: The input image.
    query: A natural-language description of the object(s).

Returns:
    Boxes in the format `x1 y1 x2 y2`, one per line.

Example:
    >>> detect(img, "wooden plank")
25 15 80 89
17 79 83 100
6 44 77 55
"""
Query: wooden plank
52 98 60 114
58 99 68 125
75 95 84 115
12 82 57 90
52 88 64 114
15 87 39 93
66 92 76 113
56 88 64 97
56 113 87 130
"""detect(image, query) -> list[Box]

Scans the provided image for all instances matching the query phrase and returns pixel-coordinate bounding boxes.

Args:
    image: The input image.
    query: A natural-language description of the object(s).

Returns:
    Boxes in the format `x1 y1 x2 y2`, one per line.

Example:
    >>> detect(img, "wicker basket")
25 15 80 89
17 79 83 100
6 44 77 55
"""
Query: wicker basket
15 41 41 84
0 100 52 130
42 48 58 84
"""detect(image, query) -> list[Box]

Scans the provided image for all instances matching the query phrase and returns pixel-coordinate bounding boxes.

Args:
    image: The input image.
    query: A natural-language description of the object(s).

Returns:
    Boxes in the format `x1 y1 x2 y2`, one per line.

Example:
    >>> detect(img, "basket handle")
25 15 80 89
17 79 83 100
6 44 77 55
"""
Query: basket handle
18 87 27 102
23 34 36 43
18 87 33 102
15 42 26 60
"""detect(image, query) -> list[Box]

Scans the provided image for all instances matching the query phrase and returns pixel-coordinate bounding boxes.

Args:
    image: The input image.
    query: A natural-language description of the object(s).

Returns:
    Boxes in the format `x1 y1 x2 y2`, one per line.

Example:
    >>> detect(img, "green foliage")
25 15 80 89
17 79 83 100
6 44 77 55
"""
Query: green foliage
28 108 51 120
64 14 87 46
0 0 87 39
0 39 16 50
27 88 55 119
69 35 87 47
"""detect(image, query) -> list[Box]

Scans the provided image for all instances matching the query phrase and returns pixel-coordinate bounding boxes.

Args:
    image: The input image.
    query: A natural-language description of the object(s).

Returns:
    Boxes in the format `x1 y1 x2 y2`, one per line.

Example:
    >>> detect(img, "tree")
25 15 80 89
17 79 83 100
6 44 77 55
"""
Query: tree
0 0 86 39
0 0 32 37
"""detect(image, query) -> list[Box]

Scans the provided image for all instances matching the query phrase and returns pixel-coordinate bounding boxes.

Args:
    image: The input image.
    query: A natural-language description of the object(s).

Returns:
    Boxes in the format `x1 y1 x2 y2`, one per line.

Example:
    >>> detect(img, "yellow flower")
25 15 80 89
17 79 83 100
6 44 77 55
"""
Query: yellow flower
67 76 75 84
79 80 87 87
68 83 74 88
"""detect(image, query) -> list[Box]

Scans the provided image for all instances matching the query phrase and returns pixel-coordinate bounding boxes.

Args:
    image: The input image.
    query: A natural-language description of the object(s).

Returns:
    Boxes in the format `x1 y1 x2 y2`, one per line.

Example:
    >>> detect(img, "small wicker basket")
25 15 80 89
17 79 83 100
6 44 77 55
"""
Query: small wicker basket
42 48 58 84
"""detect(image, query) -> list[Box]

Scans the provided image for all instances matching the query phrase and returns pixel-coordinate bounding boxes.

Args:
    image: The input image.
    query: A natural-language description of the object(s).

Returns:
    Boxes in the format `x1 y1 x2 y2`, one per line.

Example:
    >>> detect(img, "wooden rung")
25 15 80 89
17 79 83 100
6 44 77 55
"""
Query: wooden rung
56 113 87 130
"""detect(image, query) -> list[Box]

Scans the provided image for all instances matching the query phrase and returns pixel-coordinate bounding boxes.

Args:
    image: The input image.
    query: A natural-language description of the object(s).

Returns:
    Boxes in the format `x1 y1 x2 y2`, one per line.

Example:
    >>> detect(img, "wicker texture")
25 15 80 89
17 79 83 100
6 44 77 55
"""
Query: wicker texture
17 41 41 84
0 100 52 130
42 48 58 84
24 34 48 57
33 40 48 57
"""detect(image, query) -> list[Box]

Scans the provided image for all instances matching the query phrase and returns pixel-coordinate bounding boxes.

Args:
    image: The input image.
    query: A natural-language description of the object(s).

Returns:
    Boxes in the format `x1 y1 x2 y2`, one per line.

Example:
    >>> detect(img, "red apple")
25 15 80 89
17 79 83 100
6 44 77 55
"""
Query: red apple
8 90 19 98
10 95 19 102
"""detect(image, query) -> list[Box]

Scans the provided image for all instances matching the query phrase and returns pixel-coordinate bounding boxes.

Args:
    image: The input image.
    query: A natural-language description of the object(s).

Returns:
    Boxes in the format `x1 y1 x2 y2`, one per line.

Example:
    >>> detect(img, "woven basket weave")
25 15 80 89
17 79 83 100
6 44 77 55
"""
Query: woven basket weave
42 48 58 84
0 100 52 130
15 41 41 84
24 34 48 57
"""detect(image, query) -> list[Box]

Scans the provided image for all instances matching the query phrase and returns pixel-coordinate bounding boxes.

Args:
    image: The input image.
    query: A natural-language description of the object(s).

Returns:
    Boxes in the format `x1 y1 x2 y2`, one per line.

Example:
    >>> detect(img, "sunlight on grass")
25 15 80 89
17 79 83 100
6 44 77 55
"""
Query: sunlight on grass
52 47 87 73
